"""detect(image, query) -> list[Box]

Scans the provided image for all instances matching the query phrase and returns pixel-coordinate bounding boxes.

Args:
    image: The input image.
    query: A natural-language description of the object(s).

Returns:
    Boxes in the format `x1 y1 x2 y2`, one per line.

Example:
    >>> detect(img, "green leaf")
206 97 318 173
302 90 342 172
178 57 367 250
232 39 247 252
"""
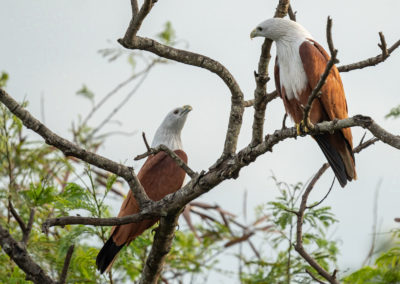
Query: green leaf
157 21 176 45
76 84 95 102
385 104 400 119
0 72 9 88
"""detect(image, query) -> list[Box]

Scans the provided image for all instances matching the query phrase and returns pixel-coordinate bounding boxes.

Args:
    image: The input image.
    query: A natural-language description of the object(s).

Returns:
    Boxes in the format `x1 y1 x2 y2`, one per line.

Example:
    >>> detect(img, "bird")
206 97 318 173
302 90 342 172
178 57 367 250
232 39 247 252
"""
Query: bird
96 105 192 273
250 18 356 187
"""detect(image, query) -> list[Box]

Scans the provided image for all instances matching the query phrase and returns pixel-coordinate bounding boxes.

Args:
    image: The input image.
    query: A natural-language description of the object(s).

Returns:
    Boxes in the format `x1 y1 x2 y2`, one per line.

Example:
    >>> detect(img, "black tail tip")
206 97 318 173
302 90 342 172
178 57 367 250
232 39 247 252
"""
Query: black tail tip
96 237 124 274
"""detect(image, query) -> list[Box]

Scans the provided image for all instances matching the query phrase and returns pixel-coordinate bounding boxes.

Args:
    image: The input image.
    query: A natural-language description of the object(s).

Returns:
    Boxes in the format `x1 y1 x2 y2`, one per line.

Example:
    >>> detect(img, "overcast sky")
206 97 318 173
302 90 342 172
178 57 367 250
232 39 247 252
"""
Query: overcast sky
1 0 400 282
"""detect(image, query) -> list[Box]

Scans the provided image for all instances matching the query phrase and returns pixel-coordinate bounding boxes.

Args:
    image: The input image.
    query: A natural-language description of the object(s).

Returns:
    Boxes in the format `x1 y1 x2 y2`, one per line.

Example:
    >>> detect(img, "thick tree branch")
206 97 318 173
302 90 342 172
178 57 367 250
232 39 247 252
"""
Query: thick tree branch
0 88 151 210
123 0 155 43
118 37 244 157
139 211 180 284
0 224 55 284
251 0 290 146
41 114 400 229
338 38 400 72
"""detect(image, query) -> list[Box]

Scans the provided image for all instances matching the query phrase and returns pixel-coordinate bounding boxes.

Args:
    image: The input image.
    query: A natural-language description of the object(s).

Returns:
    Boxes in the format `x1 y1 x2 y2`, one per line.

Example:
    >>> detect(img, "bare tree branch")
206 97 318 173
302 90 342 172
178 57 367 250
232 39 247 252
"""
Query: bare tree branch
22 208 35 245
288 5 296 21
293 165 340 284
8 200 26 233
0 224 55 284
39 113 400 229
0 88 151 211
118 37 244 157
123 0 156 43
338 39 400 72
326 16 339 64
58 245 75 284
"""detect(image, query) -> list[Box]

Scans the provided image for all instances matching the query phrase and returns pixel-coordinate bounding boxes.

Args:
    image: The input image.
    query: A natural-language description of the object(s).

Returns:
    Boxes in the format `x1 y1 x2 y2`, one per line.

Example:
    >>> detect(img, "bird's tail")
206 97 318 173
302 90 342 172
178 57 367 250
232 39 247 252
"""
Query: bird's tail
314 134 356 187
96 237 124 274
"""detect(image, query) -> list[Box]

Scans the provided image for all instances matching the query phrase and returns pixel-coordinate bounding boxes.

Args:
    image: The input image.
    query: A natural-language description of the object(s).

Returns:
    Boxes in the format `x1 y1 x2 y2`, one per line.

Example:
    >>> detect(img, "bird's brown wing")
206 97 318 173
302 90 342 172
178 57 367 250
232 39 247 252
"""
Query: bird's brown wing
299 40 356 184
112 150 188 245
96 150 187 273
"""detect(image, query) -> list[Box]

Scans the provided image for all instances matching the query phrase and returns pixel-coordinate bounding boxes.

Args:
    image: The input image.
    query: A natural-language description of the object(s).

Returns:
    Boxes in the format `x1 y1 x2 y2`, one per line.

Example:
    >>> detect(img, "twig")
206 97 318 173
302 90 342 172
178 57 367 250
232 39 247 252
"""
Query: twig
142 132 151 152
58 245 75 284
22 208 35 245
338 39 400 72
362 180 382 266
306 174 334 209
305 269 327 284
282 113 288 129
353 137 379 154
123 0 156 44
326 16 339 64
294 164 339 284
130 0 139 17
8 200 26 233
135 144 197 178
89 66 153 139
288 5 296 21
378 32 389 60
81 60 158 128
303 18 338 131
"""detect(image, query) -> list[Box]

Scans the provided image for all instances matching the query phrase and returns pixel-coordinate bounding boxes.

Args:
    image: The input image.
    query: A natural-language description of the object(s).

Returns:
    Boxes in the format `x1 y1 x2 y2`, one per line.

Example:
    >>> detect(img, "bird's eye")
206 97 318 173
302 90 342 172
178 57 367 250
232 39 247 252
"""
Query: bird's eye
173 109 179 115
257 27 263 31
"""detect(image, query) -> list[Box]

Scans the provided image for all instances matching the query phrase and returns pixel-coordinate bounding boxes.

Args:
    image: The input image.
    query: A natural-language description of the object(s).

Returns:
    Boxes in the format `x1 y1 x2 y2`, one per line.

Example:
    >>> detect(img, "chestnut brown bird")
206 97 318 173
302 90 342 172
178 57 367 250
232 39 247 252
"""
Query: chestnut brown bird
96 105 192 273
251 18 356 187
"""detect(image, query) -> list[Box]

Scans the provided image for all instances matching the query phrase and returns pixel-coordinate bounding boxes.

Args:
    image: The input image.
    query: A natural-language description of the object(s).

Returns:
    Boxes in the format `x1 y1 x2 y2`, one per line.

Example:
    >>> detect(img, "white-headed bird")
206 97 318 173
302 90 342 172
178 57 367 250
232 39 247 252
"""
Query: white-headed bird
96 105 192 273
251 18 356 187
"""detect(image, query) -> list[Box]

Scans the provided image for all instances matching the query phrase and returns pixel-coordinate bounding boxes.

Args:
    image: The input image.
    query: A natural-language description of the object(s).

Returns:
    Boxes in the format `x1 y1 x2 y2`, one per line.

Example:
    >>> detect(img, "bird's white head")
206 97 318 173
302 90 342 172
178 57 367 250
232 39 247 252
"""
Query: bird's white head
250 18 312 42
151 105 192 150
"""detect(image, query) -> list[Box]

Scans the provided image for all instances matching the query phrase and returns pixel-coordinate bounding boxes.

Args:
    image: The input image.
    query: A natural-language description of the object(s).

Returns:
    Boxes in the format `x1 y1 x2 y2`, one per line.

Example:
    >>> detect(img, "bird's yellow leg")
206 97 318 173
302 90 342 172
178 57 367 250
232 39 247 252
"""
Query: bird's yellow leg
296 119 311 135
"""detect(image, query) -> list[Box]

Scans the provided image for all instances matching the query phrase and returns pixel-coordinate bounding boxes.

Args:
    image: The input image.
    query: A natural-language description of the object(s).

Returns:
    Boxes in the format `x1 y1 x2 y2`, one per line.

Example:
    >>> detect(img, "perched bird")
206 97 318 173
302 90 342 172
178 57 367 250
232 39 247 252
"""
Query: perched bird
250 18 356 187
96 105 192 273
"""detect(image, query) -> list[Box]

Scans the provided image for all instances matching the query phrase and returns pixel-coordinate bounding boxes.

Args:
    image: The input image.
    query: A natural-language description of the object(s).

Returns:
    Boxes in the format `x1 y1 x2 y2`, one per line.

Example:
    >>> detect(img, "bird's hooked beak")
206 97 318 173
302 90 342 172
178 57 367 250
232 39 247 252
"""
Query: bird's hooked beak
250 28 259 39
181 105 192 115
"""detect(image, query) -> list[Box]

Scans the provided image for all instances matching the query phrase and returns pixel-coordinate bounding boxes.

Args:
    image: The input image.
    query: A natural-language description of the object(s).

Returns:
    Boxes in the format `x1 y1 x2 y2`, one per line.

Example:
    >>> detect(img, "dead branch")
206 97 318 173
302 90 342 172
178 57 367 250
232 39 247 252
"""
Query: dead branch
338 39 400 72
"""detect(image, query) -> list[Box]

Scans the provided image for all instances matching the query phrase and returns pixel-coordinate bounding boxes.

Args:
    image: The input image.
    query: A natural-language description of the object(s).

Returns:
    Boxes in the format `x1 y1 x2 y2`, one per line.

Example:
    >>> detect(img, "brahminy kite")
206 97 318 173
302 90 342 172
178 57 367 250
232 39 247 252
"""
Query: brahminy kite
250 18 356 187
96 105 192 273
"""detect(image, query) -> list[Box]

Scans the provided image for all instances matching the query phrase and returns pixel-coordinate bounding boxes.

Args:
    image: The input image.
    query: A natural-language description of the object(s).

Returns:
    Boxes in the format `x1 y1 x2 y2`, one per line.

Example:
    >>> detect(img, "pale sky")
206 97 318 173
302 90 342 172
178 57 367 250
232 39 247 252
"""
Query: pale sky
1 0 400 282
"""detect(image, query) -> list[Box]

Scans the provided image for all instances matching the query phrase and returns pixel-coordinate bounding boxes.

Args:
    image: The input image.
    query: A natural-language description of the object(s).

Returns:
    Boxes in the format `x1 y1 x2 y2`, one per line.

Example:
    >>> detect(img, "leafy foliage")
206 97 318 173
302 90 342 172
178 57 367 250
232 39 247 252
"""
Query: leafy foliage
385 105 400 119
240 178 339 284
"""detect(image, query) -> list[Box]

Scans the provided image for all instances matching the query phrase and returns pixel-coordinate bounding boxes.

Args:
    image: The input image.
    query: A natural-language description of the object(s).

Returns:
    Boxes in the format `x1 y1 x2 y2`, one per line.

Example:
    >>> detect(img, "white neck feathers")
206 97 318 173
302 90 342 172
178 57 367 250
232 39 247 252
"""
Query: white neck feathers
151 127 183 151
